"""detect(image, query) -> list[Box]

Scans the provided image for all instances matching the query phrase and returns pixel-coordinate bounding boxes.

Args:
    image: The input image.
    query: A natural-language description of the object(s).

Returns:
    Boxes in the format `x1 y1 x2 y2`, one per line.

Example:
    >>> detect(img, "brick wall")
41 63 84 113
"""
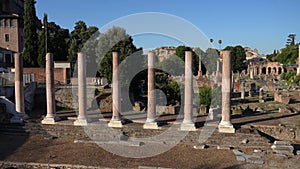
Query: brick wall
22 68 70 84
274 92 290 104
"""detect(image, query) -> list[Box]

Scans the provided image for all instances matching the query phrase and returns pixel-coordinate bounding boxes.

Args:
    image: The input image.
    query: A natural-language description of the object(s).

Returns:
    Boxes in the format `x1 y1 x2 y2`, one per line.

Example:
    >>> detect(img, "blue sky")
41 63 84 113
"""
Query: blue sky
36 0 300 54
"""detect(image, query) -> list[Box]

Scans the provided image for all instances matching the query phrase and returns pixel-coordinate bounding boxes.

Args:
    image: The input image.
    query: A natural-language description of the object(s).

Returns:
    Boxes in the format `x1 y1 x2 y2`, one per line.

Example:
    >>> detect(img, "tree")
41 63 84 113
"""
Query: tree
23 0 38 67
156 54 184 76
276 45 299 64
96 26 142 83
218 39 222 49
199 86 212 107
224 45 246 73
175 46 199 76
202 48 219 73
37 13 49 67
47 22 70 61
68 21 98 72
287 34 296 46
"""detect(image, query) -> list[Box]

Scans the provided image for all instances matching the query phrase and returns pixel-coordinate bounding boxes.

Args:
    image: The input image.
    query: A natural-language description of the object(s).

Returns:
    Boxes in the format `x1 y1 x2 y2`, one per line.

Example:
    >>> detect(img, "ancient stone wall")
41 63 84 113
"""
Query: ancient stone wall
274 92 290 104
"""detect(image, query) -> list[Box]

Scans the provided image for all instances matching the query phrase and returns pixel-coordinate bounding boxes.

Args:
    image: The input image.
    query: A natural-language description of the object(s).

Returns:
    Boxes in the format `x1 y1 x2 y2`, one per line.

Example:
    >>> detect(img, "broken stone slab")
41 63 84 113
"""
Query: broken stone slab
274 140 291 145
232 149 244 156
254 149 263 153
271 145 294 151
274 154 288 159
296 150 300 155
242 138 249 144
236 155 246 162
217 145 233 150
272 150 294 156
193 144 207 149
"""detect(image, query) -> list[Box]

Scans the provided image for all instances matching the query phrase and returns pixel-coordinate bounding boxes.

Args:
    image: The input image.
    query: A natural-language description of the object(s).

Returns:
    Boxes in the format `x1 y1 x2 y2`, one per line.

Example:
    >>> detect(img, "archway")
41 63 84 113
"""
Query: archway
262 67 266 74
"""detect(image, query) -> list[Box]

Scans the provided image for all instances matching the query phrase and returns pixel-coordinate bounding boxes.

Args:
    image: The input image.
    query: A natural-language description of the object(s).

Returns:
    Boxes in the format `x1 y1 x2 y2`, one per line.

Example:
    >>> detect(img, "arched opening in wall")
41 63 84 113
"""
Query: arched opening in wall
284 68 287 73
262 67 266 74
268 67 272 75
278 67 282 74
273 67 277 74
294 68 297 72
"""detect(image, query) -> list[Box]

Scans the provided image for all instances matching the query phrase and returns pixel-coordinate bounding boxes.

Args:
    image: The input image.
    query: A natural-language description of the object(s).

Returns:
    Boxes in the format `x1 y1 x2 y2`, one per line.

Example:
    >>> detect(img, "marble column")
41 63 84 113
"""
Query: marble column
11 53 25 123
74 53 90 126
259 88 264 103
219 51 235 133
143 51 159 129
108 52 123 128
42 53 60 124
241 82 245 99
197 55 203 77
297 44 300 76
181 51 196 131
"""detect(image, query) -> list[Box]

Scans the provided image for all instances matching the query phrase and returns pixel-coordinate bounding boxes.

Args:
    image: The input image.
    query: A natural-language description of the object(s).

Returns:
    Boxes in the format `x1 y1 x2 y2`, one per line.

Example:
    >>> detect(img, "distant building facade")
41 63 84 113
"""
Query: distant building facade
0 0 25 68
153 46 176 62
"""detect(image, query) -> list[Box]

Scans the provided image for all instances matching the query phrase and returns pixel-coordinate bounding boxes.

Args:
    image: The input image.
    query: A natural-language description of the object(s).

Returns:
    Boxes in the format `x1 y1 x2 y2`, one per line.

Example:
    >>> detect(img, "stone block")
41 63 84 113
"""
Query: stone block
218 125 235 133
143 122 160 130
274 140 291 145
108 120 123 128
236 156 246 162
193 144 207 149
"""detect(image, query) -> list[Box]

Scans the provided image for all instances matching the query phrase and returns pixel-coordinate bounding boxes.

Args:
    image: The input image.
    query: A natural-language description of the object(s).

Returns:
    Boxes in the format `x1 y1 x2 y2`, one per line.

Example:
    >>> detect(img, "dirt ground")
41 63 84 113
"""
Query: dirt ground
0 134 242 169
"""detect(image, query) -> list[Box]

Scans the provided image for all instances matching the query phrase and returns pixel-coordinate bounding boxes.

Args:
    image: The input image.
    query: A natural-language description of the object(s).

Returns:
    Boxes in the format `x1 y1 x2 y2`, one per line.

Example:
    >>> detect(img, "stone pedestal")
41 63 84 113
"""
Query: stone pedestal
181 51 196 131
143 52 159 129
42 53 60 124
74 53 90 126
108 52 123 128
219 51 235 133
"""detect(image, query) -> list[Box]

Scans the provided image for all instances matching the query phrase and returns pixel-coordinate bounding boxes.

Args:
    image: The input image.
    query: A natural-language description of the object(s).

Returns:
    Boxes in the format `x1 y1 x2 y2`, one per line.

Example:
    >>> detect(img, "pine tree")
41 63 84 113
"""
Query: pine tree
23 0 38 67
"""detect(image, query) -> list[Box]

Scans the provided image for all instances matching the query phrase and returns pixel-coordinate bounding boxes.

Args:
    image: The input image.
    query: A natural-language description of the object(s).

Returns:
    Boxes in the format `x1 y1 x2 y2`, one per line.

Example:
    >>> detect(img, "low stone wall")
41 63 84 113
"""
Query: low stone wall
55 86 98 110
255 126 297 142
274 92 290 104
156 105 180 115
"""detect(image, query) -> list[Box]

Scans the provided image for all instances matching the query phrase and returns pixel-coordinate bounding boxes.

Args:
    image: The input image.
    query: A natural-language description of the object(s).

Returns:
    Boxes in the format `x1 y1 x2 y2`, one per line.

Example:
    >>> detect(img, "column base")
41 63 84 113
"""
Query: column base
74 118 90 126
108 120 123 128
180 122 197 131
41 116 60 125
218 122 235 133
143 122 160 130
21 113 30 120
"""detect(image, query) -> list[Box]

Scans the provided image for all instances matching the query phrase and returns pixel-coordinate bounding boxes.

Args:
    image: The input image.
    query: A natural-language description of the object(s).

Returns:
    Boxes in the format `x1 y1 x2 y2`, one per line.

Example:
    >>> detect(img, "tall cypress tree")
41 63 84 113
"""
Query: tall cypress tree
23 0 38 67
37 13 48 67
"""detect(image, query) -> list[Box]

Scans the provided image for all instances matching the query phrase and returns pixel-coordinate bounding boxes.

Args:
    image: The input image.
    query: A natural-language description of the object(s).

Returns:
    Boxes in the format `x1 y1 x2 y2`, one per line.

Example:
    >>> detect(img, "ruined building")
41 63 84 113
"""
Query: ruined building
0 0 25 68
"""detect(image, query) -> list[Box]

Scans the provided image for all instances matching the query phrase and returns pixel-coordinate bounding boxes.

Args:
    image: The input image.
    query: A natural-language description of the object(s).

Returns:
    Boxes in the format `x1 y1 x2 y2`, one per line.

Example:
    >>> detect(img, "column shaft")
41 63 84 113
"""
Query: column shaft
42 53 60 124
108 52 123 128
14 53 24 114
46 53 55 117
143 52 159 129
74 52 89 126
297 44 300 76
181 51 196 131
219 51 235 133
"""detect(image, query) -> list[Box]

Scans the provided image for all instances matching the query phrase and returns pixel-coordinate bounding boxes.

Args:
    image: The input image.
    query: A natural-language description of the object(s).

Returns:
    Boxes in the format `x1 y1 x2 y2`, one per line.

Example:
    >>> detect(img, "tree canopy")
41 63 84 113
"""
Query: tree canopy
224 45 246 73
23 0 38 67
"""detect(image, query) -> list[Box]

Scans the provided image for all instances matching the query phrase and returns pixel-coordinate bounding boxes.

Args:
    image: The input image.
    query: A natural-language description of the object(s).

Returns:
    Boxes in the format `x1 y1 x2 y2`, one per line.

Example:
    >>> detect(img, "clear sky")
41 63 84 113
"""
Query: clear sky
35 0 300 54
